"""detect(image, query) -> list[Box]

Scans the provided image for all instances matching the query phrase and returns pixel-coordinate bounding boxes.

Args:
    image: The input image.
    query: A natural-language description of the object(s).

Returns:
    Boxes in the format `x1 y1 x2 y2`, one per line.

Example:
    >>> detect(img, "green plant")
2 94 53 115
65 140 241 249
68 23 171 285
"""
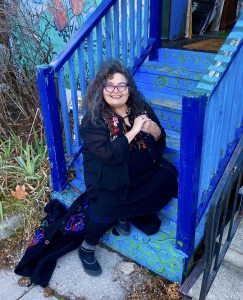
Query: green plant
32 126 46 155
0 139 13 160
0 201 4 230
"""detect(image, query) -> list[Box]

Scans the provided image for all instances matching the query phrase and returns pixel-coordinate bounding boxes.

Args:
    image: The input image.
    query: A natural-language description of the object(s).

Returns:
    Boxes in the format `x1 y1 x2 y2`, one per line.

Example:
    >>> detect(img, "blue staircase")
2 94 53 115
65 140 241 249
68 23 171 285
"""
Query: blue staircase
50 48 215 283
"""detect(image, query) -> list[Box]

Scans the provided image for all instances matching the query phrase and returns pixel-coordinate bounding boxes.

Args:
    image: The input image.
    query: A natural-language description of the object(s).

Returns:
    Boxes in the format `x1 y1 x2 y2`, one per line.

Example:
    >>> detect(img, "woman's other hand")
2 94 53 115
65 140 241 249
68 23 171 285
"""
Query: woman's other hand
141 120 159 135
141 120 161 141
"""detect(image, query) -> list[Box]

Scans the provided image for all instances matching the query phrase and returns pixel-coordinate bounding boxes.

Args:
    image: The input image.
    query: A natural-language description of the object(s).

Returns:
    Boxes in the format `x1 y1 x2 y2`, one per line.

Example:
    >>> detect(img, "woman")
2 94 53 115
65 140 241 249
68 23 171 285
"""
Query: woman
79 60 178 276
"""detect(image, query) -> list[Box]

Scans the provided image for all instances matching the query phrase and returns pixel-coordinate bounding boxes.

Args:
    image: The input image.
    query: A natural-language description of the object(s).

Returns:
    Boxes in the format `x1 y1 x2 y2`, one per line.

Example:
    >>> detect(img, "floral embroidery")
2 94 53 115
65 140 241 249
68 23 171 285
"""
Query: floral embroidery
104 113 120 142
64 212 85 232
104 110 148 150
28 229 45 248
28 214 54 248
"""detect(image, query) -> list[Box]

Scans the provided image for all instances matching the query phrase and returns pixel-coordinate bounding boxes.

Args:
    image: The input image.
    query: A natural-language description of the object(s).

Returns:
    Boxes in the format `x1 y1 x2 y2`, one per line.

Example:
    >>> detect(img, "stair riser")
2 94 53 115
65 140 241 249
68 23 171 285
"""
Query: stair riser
136 78 198 96
158 48 216 69
151 104 181 133
163 148 180 166
159 198 178 222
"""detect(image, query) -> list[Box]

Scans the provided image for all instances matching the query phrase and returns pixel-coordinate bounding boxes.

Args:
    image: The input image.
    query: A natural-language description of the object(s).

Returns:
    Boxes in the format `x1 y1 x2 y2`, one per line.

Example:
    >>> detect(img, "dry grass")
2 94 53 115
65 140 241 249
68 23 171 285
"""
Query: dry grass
0 0 53 138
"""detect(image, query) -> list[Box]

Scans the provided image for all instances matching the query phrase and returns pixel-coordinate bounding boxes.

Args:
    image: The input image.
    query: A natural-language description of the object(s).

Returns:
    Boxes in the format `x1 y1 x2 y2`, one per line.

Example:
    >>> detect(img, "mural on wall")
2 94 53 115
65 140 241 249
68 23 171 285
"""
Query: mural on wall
20 0 146 90
20 0 101 55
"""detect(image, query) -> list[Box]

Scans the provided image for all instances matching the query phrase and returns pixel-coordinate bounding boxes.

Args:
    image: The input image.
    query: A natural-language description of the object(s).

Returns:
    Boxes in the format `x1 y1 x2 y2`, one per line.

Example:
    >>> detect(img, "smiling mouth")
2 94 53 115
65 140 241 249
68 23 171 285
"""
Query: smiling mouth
111 96 121 99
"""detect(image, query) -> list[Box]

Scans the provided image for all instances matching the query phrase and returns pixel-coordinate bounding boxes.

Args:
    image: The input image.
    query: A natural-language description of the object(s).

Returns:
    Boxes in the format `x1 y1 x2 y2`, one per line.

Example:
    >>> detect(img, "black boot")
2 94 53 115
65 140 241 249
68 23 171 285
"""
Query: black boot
115 219 131 236
78 241 102 276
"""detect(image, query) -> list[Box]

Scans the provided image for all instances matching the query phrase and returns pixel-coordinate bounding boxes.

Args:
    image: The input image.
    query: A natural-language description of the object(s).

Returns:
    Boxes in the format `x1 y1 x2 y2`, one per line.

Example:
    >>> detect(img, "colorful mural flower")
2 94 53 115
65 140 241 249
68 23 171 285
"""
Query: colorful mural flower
69 0 85 16
51 0 68 31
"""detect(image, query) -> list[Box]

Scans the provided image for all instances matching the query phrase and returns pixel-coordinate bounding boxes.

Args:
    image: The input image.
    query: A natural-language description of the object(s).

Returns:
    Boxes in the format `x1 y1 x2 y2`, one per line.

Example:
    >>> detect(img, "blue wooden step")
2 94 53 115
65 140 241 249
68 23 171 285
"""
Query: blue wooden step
135 61 205 96
142 90 182 133
158 48 216 69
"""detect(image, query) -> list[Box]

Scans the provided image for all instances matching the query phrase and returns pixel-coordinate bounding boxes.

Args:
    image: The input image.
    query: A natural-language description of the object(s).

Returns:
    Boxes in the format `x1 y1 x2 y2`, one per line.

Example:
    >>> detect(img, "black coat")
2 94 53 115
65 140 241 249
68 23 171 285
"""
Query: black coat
15 193 89 288
80 103 178 201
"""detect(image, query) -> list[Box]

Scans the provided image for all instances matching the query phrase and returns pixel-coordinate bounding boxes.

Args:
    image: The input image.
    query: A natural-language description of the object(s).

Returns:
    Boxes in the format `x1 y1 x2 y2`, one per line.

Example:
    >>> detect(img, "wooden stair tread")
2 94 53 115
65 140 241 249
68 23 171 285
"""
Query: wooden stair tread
138 61 205 81
166 130 180 152
150 98 182 112
142 90 182 107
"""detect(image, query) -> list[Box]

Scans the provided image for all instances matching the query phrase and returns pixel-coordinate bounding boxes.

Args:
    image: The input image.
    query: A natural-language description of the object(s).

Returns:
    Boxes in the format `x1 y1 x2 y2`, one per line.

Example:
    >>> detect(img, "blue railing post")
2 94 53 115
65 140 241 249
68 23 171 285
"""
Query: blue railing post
149 0 163 61
176 92 207 271
36 65 68 192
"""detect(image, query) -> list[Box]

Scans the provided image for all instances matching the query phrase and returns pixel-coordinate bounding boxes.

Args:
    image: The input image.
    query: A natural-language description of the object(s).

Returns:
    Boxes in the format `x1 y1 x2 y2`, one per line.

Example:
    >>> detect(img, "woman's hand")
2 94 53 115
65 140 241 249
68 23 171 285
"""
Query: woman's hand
141 120 162 141
132 115 151 135
124 115 150 144
141 120 160 135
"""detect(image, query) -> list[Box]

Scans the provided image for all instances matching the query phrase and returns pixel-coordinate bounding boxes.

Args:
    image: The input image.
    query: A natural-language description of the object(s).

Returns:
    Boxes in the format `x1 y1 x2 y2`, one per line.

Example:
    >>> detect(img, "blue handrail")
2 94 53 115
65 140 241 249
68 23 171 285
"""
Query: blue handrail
194 16 243 222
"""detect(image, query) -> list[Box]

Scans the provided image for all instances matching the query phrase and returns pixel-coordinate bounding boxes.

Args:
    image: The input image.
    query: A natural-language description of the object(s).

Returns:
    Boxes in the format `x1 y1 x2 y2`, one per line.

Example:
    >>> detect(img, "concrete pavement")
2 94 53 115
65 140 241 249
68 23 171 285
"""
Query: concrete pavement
1 243 139 300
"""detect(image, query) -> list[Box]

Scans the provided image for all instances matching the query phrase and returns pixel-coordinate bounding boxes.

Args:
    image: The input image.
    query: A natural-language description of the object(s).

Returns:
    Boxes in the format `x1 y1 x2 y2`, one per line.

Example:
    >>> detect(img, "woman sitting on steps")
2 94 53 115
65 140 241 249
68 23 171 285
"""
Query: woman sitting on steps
79 59 178 276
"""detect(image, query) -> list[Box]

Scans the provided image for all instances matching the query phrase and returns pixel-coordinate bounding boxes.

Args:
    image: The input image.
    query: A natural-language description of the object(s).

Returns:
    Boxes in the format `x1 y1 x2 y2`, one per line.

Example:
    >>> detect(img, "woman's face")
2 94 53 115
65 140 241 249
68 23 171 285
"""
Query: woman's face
103 72 129 110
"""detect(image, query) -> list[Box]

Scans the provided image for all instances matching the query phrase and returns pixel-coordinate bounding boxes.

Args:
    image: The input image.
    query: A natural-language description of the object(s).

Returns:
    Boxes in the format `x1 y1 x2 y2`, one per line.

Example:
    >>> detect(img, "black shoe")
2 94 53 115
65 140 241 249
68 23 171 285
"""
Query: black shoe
78 246 102 276
115 219 131 236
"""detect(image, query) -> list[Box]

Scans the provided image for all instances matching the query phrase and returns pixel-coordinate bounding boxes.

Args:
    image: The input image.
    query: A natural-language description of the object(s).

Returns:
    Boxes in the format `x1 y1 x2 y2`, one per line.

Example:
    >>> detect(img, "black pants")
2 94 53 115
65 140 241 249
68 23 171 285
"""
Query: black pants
84 212 163 246
84 220 117 246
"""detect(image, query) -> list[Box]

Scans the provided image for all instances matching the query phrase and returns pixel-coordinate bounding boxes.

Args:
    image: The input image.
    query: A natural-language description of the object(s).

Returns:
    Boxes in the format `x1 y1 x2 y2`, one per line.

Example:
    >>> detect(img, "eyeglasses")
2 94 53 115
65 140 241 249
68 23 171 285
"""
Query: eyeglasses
104 83 128 93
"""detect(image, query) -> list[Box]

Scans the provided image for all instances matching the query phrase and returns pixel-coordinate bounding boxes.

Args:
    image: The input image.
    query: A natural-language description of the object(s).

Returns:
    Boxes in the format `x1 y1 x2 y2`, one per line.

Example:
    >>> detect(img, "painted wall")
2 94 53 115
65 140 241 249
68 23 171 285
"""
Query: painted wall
21 0 102 59
169 0 188 40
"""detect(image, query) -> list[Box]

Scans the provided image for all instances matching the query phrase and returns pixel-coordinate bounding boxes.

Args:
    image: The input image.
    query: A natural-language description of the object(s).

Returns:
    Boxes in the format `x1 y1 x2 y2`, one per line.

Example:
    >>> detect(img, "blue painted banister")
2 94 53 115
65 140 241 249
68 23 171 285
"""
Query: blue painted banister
57 68 73 157
143 0 149 49
137 0 142 58
105 10 112 59
194 16 243 222
176 92 207 269
77 43 87 100
149 0 163 61
87 33 95 81
35 65 68 192
68 55 80 147
113 1 120 60
129 0 135 68
121 0 127 65
96 21 104 66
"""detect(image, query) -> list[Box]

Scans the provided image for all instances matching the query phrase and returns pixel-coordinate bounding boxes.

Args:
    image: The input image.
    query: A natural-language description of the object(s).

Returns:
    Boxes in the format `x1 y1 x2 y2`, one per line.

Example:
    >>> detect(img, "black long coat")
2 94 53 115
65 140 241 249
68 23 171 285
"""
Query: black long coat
80 103 178 202
15 193 89 288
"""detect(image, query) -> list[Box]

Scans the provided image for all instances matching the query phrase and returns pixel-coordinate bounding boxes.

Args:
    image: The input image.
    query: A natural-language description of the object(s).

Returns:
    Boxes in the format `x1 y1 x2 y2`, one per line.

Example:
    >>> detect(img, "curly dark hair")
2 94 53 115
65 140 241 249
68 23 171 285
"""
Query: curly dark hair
81 59 152 128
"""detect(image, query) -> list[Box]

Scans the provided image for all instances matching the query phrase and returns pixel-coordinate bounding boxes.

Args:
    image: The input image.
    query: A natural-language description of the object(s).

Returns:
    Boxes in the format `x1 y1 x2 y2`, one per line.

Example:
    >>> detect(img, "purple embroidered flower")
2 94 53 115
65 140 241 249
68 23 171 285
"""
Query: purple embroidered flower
28 230 45 248
65 213 85 232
